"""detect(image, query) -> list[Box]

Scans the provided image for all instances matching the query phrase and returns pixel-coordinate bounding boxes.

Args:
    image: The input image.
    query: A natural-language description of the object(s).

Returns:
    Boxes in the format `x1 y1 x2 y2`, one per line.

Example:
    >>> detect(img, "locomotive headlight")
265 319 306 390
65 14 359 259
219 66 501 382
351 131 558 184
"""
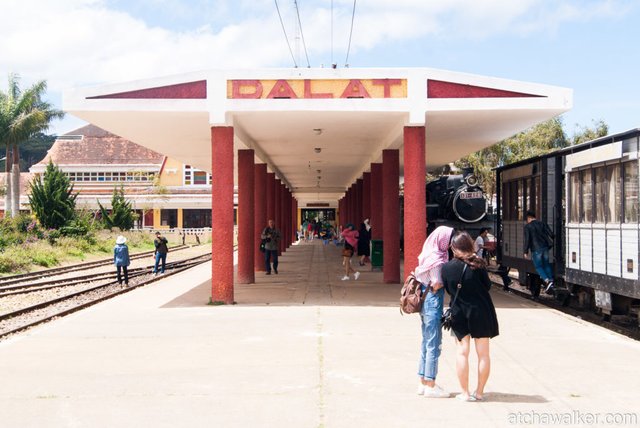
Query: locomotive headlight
465 174 478 187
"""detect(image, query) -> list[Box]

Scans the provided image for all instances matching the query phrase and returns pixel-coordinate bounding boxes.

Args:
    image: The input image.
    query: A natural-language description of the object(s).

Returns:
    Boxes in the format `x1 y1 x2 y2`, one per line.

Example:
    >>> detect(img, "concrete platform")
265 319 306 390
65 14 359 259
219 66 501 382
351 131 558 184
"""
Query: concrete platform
0 240 639 428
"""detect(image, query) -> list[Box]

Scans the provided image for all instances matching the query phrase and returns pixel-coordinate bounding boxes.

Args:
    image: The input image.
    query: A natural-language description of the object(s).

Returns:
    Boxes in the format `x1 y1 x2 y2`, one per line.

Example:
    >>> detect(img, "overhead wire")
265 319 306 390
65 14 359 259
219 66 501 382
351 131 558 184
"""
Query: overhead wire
344 0 357 67
293 0 311 68
274 0 298 68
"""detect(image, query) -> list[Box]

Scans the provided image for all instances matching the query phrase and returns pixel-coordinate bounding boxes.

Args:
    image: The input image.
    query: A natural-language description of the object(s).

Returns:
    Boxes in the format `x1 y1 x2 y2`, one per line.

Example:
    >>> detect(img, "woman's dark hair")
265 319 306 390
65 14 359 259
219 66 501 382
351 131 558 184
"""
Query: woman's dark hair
450 231 486 269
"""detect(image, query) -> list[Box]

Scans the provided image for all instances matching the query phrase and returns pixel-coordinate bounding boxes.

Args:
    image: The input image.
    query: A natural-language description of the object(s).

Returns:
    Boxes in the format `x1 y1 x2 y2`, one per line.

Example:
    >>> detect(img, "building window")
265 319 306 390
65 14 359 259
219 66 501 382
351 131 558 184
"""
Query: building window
64 171 155 182
183 165 210 186
160 209 178 228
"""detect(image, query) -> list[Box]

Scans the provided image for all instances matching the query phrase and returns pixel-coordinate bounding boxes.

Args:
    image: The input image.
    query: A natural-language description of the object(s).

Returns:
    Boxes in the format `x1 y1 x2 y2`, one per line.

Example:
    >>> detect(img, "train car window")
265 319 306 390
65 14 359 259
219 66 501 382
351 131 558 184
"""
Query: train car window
581 169 593 223
606 164 621 223
531 177 539 217
502 182 510 221
524 178 530 215
623 160 639 223
517 180 523 221
594 166 606 223
570 172 580 223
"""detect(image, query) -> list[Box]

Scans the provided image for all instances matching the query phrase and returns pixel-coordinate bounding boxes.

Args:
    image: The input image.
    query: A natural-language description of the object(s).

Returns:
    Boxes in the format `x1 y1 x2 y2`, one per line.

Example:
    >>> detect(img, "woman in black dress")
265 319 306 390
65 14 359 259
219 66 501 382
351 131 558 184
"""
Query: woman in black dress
357 222 371 266
441 231 499 402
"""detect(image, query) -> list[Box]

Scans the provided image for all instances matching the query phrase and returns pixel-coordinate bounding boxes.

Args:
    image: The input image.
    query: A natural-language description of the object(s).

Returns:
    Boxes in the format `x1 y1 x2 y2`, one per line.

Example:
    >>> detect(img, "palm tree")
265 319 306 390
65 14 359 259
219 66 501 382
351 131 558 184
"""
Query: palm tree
0 74 64 217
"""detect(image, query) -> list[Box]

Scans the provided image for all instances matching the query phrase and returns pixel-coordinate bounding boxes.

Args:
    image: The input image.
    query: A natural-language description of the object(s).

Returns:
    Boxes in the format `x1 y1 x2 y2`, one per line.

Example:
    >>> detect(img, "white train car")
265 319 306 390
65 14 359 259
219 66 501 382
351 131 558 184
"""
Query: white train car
564 130 640 316
496 128 640 319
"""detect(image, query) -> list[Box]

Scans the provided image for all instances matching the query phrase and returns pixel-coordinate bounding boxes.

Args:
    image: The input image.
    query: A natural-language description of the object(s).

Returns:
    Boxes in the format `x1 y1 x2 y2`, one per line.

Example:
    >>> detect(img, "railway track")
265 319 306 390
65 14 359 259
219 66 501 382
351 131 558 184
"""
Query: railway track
0 253 211 341
490 274 640 341
0 245 190 288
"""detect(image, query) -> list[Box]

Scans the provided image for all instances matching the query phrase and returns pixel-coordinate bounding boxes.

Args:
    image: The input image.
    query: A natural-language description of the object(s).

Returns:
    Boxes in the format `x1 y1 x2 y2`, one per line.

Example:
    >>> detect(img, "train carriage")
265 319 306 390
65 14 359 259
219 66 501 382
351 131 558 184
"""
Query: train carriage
495 128 640 319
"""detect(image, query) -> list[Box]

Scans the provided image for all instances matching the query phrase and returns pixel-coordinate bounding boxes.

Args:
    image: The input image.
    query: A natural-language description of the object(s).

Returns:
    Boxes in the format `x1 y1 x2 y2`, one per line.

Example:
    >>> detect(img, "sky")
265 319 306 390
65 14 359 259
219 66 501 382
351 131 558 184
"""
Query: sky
1 0 638 138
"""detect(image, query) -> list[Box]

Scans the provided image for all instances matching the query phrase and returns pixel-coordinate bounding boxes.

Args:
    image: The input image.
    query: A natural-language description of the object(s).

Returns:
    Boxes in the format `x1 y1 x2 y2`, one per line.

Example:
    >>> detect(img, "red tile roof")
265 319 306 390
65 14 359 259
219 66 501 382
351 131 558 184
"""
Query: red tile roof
36 124 164 166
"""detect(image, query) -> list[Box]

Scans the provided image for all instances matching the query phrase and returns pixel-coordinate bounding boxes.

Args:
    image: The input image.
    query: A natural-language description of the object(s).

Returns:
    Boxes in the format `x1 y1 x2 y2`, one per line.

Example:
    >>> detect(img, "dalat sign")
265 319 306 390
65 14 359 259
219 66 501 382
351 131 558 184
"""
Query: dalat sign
228 79 407 99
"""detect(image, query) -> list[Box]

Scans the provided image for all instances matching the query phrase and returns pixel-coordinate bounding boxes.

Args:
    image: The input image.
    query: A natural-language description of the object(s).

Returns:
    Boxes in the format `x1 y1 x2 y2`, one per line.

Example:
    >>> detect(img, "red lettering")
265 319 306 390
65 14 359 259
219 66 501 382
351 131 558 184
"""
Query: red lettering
267 80 298 99
372 79 402 98
304 80 333 98
340 79 371 98
232 80 263 99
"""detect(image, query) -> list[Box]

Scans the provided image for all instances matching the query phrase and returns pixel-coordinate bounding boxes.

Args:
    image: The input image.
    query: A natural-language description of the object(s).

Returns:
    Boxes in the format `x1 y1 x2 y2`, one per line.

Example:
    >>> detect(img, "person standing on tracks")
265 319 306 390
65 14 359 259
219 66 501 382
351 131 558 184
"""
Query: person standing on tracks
153 231 169 275
523 210 555 295
441 231 499 402
414 225 454 398
261 219 281 275
114 235 130 286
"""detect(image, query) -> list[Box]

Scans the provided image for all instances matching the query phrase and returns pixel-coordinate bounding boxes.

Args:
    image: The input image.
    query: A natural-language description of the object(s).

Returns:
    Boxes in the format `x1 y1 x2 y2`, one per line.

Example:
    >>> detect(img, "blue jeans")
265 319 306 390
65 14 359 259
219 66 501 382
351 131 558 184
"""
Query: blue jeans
265 249 278 273
154 252 167 273
418 287 445 381
531 248 553 282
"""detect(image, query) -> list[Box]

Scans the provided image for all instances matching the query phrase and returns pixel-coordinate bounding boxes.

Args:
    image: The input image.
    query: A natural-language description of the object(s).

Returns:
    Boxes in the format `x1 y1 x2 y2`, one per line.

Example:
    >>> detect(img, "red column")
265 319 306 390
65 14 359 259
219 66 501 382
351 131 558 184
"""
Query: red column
292 195 298 243
267 173 275 223
254 164 267 271
275 180 282 253
363 171 371 221
211 126 234 304
403 126 426 276
370 163 383 239
382 149 400 283
237 149 255 284
356 178 363 226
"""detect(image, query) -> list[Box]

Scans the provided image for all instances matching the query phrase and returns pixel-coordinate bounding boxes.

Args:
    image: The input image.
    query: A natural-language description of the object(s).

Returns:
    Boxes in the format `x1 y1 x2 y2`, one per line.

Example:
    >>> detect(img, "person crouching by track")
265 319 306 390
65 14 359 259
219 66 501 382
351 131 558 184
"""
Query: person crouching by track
114 235 130 286
261 219 281 275
414 226 454 398
340 223 360 281
153 231 169 275
441 231 499 402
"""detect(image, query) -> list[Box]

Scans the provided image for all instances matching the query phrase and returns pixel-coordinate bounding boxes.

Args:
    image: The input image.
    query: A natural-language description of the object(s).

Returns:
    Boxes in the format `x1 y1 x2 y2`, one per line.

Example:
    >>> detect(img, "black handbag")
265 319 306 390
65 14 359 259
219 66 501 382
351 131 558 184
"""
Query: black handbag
441 264 468 331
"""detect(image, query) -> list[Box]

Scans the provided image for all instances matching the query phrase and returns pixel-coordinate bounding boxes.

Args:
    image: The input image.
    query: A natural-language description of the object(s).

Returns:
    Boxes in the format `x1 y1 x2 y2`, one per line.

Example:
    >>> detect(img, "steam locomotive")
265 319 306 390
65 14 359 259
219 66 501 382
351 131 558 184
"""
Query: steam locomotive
400 167 493 250
425 167 493 236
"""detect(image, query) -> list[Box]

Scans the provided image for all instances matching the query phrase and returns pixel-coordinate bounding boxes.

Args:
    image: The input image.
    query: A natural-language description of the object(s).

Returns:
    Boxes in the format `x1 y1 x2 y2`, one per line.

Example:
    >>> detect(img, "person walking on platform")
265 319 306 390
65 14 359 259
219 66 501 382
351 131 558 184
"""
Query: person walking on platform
523 210 555 295
357 221 371 266
441 231 499 402
414 226 454 398
261 219 281 275
114 235 130 286
153 231 169 275
340 223 360 281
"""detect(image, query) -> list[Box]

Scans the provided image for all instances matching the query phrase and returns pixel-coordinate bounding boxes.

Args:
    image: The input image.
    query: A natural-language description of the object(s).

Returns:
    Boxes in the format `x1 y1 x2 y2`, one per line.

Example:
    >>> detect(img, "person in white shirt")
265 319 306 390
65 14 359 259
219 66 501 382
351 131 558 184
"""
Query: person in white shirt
474 228 489 259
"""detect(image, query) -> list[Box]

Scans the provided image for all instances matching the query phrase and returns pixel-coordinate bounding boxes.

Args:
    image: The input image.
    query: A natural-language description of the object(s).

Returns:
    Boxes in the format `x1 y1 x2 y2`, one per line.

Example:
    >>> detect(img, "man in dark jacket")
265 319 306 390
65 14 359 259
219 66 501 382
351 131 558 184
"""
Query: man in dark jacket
261 219 281 275
153 231 169 275
523 210 555 294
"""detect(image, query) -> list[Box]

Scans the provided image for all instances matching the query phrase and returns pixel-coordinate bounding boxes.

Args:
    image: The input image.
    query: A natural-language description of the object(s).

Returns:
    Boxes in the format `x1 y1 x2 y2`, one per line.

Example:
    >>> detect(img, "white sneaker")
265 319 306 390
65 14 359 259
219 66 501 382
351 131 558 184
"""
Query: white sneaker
354 271 360 280
423 384 450 398
417 384 426 395
341 275 350 281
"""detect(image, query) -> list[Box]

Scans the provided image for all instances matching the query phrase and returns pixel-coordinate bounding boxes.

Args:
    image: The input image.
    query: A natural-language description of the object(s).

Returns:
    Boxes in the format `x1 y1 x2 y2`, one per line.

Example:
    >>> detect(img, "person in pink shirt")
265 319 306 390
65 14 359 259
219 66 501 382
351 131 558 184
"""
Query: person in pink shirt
341 223 360 281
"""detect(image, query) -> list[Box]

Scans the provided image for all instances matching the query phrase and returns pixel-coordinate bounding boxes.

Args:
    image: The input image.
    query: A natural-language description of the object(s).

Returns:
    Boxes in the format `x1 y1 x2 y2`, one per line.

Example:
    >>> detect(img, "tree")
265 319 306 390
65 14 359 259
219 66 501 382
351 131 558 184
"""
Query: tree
28 161 77 229
0 74 64 217
98 185 135 231
569 119 608 146
455 117 568 200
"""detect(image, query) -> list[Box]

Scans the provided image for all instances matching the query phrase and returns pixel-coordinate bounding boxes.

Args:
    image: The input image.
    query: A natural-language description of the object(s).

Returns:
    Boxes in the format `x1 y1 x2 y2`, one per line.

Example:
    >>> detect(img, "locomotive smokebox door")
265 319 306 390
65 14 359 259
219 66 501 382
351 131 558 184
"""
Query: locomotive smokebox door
453 187 487 223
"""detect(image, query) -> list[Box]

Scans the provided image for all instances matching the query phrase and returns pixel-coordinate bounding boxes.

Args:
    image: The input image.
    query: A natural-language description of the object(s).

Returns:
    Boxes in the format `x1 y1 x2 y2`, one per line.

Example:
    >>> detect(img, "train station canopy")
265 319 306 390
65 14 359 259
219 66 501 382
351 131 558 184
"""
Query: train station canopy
64 68 572 206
